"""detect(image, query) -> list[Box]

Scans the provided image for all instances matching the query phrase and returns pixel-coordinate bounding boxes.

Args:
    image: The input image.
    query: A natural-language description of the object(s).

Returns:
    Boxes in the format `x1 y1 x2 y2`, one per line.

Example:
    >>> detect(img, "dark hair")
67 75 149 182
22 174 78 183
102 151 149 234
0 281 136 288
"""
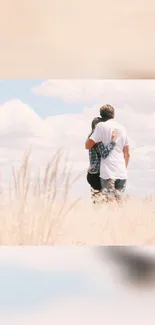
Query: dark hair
88 117 103 138
100 104 115 121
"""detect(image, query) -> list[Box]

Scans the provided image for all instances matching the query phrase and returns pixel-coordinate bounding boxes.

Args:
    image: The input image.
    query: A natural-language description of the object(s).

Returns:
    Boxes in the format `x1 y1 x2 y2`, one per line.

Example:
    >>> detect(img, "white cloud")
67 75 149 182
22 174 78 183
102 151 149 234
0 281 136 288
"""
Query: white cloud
0 99 53 139
33 80 119 103
32 80 155 113
0 96 154 197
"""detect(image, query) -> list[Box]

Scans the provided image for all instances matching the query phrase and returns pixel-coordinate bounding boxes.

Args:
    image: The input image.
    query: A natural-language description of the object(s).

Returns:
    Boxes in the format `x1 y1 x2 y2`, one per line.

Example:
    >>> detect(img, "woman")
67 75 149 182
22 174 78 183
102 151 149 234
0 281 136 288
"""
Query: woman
87 117 118 203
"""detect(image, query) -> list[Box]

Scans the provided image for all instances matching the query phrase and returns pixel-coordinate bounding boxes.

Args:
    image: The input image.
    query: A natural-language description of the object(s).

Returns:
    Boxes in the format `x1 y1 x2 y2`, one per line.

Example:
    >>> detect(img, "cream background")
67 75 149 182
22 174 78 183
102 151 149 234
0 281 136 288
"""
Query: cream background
0 0 155 78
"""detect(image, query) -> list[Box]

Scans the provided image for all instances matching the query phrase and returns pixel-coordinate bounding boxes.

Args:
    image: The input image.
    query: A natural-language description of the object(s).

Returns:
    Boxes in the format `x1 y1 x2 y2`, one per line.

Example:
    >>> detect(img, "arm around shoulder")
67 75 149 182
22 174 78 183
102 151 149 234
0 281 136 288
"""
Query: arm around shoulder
85 138 96 149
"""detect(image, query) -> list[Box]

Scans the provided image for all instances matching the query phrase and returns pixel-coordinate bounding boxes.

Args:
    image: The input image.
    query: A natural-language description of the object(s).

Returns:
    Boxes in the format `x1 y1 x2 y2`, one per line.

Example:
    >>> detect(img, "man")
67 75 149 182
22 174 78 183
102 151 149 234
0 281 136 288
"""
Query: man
85 104 130 202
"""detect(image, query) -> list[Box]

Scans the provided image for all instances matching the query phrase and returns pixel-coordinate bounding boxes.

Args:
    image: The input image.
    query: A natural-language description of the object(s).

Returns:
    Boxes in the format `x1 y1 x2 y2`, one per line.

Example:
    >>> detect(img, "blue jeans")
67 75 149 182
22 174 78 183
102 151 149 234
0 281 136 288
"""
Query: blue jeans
100 178 127 202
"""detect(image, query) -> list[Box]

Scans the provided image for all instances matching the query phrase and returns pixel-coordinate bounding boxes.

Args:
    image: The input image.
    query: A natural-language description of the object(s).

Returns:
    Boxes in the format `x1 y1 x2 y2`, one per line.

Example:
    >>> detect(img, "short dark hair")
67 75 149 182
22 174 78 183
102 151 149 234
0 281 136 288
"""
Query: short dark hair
100 104 115 121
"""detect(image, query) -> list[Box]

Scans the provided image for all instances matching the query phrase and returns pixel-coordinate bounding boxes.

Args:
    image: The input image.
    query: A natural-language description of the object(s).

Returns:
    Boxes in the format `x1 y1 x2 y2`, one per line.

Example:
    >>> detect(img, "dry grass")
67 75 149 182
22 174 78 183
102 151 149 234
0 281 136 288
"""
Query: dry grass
0 149 82 245
55 195 155 246
0 149 154 245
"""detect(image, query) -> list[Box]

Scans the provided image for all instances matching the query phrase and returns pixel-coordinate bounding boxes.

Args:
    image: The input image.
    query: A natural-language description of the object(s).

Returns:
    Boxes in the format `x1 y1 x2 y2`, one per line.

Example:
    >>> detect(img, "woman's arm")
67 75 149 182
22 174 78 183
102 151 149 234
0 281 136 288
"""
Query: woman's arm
96 129 118 159
96 141 116 159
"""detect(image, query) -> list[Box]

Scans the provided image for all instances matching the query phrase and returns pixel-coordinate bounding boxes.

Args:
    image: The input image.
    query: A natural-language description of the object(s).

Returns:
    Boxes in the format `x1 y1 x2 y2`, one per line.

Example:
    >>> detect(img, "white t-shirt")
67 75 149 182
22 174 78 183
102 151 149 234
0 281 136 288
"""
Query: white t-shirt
90 119 129 180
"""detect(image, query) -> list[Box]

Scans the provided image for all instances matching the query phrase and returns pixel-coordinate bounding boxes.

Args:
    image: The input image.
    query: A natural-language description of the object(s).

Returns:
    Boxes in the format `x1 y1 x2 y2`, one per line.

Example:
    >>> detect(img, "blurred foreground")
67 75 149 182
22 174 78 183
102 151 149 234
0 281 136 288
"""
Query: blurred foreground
0 247 155 324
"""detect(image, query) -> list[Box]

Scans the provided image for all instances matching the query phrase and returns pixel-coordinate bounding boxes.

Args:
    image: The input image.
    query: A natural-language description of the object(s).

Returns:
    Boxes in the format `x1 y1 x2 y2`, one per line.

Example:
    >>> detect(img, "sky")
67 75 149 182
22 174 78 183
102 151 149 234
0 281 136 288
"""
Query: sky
0 79 154 198
1 247 155 324
0 80 83 117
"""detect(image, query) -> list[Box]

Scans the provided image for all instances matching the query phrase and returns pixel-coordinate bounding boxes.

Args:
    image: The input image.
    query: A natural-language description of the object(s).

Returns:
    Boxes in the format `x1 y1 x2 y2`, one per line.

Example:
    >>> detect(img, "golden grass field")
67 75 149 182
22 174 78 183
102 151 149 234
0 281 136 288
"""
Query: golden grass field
0 149 154 246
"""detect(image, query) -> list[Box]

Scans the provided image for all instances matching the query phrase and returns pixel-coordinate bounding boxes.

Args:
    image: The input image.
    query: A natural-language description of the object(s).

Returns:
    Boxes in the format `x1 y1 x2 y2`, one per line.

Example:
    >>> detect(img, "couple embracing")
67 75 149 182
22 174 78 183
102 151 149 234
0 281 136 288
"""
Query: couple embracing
85 105 130 204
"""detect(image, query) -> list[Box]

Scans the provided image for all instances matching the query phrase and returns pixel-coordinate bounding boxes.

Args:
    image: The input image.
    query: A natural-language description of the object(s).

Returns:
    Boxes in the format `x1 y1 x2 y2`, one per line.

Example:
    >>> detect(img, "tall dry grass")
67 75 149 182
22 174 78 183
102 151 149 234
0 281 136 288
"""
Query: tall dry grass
0 149 82 245
0 149 154 245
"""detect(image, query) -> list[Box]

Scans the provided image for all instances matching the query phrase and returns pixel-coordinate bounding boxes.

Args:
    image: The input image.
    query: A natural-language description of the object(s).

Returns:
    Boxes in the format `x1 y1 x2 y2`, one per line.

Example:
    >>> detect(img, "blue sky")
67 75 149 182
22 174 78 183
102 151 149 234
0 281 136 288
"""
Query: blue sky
0 80 84 118
0 262 96 311
0 261 119 313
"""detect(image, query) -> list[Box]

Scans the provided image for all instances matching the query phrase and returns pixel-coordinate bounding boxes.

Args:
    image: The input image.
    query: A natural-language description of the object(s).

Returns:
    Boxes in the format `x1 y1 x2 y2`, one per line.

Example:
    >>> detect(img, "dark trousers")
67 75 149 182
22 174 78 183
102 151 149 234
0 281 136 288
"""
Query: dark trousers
100 178 126 193
100 178 127 203
87 172 102 191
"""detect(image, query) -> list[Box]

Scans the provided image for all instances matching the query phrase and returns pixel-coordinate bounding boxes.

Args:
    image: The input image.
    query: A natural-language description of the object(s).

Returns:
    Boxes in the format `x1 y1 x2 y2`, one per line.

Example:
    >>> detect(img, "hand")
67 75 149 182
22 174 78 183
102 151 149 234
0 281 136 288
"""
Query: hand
111 129 118 141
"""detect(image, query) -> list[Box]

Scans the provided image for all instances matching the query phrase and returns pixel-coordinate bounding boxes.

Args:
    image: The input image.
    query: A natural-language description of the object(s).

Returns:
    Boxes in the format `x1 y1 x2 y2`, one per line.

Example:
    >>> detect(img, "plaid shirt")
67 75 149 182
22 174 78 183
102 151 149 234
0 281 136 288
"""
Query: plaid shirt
88 141 116 174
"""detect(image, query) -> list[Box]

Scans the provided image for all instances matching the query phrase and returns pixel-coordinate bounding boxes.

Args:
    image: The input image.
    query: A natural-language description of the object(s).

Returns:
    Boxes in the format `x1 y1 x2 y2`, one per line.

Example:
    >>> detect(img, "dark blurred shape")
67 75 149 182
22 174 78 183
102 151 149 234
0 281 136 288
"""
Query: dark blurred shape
97 247 155 287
